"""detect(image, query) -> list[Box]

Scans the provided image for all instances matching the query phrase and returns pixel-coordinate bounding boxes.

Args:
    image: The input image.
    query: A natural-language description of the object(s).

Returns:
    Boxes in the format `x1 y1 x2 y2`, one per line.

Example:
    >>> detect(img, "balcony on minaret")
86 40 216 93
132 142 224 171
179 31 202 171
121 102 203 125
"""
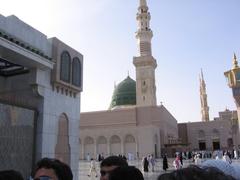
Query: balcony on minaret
224 54 240 108
224 54 240 88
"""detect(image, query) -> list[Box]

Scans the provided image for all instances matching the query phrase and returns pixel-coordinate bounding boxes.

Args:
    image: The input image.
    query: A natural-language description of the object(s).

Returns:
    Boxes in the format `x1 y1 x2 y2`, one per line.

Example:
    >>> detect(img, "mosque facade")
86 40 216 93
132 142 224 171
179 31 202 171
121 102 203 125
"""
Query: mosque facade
80 0 240 159
80 0 178 159
0 1 239 180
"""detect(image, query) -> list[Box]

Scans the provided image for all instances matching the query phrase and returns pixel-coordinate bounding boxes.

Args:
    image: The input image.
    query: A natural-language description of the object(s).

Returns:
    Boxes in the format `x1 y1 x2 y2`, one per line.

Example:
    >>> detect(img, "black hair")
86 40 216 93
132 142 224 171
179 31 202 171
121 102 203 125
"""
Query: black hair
0 170 24 180
157 165 236 180
109 166 144 180
100 156 128 168
32 158 73 180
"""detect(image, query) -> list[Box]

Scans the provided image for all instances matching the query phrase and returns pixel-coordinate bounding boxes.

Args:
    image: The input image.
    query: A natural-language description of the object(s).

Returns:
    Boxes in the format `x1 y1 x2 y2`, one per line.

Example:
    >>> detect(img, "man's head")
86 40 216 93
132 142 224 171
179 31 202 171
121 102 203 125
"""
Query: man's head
100 156 128 180
32 158 73 180
0 170 24 180
108 166 144 180
157 165 236 180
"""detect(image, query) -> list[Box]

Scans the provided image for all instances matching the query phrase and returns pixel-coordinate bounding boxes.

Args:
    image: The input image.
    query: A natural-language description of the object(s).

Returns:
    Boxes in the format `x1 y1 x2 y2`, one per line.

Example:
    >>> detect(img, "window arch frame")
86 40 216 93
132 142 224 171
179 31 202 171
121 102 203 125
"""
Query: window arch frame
72 57 82 87
60 51 71 83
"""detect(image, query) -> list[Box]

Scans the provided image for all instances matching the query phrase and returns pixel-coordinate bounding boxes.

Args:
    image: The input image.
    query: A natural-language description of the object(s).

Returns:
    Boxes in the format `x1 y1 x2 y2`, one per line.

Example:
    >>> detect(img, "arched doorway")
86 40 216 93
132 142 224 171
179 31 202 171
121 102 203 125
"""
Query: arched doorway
84 136 94 159
97 136 107 157
124 134 136 160
55 113 70 165
212 129 220 150
110 135 121 155
198 130 206 150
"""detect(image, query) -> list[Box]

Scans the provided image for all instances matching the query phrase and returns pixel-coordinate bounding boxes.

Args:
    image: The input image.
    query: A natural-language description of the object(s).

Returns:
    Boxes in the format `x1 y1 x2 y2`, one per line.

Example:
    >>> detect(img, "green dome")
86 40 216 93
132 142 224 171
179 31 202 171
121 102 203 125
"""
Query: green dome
109 76 136 109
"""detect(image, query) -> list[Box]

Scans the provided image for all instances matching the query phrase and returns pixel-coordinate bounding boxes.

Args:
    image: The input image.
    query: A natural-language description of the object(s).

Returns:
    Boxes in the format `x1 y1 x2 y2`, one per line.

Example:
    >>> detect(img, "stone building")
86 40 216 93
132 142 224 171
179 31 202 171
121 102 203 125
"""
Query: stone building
176 68 239 153
80 0 239 159
0 15 82 179
80 0 178 159
178 109 238 152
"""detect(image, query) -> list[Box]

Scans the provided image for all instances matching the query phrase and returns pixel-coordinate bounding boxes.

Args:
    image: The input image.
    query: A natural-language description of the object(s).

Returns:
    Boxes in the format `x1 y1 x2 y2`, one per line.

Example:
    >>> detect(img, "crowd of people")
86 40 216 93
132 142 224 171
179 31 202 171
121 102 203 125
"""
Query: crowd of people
0 152 240 180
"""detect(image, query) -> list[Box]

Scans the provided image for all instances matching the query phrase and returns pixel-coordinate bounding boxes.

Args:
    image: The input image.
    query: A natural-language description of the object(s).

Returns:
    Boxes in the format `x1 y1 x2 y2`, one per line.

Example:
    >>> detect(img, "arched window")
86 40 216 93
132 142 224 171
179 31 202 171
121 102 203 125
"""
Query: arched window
125 135 135 143
110 135 121 144
84 136 94 145
72 57 82 87
97 136 107 144
60 51 71 83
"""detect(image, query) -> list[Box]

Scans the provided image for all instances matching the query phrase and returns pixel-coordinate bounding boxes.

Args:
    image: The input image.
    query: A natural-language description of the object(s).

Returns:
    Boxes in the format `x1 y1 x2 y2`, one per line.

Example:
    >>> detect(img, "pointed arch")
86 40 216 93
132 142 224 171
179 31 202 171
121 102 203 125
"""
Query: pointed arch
55 113 70 165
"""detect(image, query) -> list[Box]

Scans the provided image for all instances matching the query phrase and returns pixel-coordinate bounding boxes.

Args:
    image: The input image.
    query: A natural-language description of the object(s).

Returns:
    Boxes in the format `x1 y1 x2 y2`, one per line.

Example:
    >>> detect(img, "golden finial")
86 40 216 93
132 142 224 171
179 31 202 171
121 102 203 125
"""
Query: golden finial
232 53 238 69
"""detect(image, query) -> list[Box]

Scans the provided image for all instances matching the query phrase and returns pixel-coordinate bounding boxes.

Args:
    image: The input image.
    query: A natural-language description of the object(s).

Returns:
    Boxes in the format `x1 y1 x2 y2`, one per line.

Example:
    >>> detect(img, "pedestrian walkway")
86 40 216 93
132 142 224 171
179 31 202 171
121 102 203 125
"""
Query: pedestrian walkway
79 158 240 180
79 158 177 180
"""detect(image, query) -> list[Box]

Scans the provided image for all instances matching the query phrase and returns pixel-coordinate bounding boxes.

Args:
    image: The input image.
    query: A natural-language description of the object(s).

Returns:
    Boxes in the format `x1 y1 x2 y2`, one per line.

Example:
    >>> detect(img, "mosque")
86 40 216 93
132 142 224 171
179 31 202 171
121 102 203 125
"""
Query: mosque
79 0 240 159
0 0 240 179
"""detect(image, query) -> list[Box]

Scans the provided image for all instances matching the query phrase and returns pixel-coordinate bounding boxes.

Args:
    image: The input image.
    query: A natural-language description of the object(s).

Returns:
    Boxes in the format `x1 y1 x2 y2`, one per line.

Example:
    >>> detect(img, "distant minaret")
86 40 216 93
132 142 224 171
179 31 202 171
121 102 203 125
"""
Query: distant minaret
133 0 157 107
200 69 210 121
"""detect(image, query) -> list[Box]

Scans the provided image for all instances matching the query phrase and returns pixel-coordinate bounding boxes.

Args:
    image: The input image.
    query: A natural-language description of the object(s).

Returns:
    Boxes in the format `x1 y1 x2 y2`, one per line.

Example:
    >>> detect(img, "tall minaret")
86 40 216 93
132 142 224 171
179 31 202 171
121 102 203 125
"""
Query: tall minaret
200 69 210 122
133 0 157 107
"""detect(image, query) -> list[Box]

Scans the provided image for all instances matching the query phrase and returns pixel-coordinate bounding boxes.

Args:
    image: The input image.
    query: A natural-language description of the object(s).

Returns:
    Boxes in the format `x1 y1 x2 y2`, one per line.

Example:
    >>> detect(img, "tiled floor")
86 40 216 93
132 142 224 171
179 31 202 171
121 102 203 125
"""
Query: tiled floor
79 158 240 180
79 158 190 180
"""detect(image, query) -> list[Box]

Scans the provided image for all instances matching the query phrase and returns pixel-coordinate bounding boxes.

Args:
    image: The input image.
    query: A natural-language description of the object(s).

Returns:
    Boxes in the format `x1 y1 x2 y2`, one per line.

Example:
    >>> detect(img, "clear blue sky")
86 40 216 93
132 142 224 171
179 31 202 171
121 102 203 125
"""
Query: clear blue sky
1 0 240 122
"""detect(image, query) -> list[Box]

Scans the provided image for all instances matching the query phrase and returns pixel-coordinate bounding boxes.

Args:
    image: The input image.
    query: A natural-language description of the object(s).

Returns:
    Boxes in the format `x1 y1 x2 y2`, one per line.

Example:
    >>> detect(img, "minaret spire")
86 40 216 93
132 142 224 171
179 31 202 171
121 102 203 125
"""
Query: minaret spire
136 0 153 56
200 68 204 80
133 0 157 107
232 53 238 69
200 69 210 122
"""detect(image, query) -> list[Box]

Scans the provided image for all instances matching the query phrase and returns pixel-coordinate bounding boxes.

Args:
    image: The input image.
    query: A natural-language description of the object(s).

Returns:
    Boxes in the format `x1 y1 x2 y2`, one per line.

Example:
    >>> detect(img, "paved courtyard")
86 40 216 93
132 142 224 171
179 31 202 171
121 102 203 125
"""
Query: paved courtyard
79 158 236 180
79 158 240 180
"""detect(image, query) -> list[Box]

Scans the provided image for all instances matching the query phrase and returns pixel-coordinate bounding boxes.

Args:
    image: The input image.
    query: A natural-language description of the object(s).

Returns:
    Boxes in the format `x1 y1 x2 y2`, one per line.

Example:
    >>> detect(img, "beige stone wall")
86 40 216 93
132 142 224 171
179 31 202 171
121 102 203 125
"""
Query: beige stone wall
79 105 178 159
80 107 137 128
186 120 232 150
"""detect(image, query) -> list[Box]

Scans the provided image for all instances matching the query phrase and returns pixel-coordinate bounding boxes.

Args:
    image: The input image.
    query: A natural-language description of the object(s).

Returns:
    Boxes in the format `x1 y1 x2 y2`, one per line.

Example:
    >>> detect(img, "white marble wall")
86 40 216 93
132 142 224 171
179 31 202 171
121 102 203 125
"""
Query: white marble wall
35 69 80 180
